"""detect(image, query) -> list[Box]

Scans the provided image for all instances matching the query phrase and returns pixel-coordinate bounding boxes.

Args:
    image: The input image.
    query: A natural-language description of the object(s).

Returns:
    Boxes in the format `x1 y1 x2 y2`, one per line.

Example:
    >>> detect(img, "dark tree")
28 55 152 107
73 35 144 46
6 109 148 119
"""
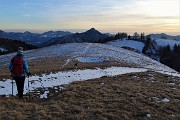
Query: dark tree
140 32 145 40
133 32 139 40
128 35 131 40
115 32 127 40
142 37 151 54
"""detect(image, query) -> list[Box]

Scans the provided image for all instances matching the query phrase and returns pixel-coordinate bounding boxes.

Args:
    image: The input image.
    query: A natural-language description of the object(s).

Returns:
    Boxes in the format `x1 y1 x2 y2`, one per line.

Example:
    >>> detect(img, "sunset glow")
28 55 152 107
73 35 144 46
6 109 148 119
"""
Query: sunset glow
0 0 179 35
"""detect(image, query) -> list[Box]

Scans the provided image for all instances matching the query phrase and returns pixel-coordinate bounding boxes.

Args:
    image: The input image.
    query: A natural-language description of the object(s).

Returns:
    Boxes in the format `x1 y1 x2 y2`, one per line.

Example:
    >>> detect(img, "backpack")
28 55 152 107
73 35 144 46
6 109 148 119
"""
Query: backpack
11 56 24 77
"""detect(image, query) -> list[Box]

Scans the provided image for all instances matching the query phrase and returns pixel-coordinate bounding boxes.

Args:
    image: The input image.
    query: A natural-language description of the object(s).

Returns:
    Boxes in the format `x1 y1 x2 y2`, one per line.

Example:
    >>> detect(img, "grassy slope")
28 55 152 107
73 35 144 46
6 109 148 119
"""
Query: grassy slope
0 56 134 81
1 71 179 120
1 46 179 120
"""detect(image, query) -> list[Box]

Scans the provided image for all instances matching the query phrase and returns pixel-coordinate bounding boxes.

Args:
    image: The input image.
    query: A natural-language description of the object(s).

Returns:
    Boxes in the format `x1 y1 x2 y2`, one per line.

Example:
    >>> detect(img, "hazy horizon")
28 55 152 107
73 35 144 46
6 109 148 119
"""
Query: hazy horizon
1 28 180 36
0 0 179 35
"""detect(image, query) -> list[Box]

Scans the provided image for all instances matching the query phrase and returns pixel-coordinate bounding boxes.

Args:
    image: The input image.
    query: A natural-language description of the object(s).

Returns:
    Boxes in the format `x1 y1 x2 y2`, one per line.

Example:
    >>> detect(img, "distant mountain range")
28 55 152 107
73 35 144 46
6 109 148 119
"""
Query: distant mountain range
149 33 180 41
0 30 72 46
1 29 179 47
0 28 109 47
42 28 109 46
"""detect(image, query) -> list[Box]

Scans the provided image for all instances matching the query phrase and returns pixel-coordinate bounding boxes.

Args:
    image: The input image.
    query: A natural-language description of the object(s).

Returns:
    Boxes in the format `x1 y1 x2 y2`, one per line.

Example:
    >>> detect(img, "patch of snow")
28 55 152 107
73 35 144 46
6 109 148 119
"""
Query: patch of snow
172 88 176 90
40 91 49 98
0 80 15 95
0 47 7 52
107 39 144 53
154 39 180 50
149 76 155 81
0 67 147 96
146 114 151 118
156 70 180 77
162 98 170 102
76 57 107 63
151 97 160 102
100 82 104 85
167 82 175 86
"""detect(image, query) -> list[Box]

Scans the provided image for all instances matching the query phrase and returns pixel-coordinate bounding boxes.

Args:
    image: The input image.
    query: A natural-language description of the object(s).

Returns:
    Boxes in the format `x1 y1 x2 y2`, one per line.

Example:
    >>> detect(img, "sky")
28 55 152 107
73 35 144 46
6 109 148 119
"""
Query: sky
0 0 180 35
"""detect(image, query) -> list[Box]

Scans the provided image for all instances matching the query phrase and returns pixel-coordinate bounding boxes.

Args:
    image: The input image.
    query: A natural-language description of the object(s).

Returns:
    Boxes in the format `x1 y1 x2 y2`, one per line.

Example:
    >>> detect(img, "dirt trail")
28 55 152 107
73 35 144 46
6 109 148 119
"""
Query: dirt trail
62 43 92 67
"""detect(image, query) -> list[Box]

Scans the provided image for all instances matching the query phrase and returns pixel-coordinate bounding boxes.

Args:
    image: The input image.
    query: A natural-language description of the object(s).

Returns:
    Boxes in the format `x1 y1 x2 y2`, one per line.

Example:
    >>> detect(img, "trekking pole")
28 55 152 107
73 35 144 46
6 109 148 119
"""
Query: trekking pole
28 77 30 100
12 79 13 97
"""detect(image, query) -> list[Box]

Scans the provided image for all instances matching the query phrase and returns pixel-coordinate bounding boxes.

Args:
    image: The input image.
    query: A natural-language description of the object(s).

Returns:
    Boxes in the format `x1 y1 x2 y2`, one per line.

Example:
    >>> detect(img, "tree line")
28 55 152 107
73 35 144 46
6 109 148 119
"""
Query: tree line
97 31 180 72
0 38 37 55
96 32 147 43
142 37 180 72
159 44 180 72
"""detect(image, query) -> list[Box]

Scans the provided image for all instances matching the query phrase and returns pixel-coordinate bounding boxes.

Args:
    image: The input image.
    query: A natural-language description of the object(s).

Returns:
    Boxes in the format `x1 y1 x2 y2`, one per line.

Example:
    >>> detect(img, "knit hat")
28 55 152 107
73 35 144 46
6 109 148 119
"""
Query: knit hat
17 47 23 55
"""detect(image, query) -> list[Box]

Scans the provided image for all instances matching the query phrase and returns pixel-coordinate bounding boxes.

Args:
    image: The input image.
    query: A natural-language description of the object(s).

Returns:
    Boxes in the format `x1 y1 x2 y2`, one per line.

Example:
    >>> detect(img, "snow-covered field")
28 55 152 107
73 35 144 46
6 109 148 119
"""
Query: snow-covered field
0 43 177 73
76 57 108 63
1 65 179 98
0 42 179 97
0 67 148 97
107 39 144 53
107 38 180 52
154 38 180 49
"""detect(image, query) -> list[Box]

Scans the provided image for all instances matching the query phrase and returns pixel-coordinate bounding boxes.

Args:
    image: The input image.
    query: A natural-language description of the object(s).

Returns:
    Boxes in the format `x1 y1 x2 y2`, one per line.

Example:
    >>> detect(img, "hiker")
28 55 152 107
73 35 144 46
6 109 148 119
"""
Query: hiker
9 47 31 99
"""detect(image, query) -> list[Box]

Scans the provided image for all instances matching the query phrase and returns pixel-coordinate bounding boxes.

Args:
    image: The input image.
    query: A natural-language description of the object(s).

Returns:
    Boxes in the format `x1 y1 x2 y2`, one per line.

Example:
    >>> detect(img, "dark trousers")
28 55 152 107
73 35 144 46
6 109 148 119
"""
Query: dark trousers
13 76 25 99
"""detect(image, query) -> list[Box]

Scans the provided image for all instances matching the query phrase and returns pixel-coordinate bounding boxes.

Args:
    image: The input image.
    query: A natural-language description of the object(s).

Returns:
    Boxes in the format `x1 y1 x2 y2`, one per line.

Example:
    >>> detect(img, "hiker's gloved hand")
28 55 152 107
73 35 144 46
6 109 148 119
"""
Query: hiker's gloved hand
27 72 31 77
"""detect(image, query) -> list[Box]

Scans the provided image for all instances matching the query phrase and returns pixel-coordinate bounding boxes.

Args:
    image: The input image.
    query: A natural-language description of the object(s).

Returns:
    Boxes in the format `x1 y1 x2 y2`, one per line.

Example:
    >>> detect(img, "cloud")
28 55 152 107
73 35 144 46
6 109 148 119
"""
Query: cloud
0 0 179 35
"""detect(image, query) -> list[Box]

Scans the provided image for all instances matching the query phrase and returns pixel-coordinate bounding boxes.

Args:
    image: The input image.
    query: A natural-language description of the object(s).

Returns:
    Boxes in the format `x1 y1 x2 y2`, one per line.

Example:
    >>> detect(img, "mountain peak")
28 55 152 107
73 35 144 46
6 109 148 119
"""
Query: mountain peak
89 28 96 31
86 28 100 34
43 28 109 46
24 31 32 34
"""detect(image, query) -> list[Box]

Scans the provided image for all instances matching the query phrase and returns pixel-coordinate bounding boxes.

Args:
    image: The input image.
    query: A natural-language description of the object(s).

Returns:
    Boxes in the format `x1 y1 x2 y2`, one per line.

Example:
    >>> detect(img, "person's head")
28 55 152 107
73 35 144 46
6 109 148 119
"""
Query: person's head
17 47 24 56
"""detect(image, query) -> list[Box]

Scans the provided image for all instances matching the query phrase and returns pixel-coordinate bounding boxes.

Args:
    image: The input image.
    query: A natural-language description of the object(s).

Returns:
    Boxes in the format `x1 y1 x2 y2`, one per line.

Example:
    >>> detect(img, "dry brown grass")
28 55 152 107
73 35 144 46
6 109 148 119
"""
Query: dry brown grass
0 65 10 80
0 56 136 81
1 71 180 120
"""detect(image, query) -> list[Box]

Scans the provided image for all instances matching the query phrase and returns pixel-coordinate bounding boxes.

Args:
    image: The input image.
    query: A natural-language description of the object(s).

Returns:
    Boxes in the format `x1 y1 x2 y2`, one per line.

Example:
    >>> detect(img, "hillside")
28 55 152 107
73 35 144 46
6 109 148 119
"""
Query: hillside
0 43 178 72
1 71 179 120
107 39 145 53
0 38 37 55
107 38 180 53
107 38 180 71
154 38 180 50
1 43 179 95
0 42 179 120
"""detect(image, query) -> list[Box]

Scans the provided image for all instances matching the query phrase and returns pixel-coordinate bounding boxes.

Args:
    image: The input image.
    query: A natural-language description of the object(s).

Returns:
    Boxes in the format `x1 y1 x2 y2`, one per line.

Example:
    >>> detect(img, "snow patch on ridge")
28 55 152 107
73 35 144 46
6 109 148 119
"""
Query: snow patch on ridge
154 39 180 50
76 57 108 63
0 67 147 97
0 43 178 74
107 39 144 53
